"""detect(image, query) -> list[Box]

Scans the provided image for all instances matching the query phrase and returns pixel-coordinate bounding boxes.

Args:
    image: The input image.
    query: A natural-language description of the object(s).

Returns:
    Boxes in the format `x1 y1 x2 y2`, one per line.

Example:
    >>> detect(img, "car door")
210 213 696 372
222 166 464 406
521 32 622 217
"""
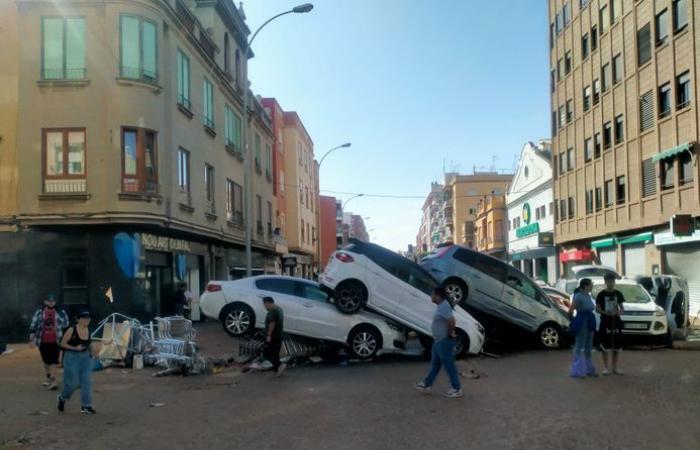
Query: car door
294 281 345 342
253 278 300 333
467 253 506 317
503 267 550 332
363 249 409 315
398 265 439 334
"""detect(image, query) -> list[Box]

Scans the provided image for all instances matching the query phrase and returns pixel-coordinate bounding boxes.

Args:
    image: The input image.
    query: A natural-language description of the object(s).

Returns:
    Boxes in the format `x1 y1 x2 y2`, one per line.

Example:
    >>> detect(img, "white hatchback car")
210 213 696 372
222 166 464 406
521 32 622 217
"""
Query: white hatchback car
590 278 670 343
200 275 407 359
320 240 485 356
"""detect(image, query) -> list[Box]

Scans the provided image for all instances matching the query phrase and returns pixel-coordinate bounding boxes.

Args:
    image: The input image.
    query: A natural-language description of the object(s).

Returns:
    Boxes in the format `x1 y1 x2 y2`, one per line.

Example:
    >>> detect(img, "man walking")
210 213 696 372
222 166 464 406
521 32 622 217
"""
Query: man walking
262 297 286 376
596 273 625 375
415 287 463 398
28 294 69 390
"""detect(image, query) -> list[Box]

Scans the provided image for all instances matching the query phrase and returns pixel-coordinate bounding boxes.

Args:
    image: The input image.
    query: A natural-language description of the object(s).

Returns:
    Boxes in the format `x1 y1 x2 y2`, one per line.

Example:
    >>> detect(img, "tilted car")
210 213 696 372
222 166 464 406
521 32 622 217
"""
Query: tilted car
590 277 670 344
319 240 485 357
540 286 572 313
555 265 620 294
419 245 570 349
199 275 407 359
634 275 689 332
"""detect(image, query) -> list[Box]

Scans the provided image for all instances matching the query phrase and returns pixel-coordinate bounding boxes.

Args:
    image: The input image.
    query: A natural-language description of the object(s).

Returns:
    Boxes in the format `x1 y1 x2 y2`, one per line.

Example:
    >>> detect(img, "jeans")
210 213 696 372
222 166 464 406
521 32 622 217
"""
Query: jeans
263 337 283 372
61 351 93 407
423 338 461 390
573 325 594 358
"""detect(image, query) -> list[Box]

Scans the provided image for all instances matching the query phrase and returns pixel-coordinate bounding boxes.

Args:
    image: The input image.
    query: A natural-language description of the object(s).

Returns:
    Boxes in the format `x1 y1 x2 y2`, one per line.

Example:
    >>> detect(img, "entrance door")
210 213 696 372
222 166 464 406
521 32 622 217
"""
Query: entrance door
598 248 617 270
144 265 174 317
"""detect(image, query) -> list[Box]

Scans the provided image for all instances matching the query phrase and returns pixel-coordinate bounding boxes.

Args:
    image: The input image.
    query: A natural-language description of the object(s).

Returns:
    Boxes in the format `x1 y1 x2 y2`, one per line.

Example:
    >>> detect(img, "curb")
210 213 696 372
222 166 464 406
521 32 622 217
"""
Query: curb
671 340 700 350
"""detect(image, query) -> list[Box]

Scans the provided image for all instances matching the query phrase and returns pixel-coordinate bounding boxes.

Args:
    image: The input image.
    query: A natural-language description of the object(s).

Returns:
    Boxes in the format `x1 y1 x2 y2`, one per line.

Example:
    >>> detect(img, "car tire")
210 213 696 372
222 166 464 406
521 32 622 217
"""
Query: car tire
220 303 255 337
454 329 470 358
537 323 562 349
348 326 382 359
334 280 367 314
443 279 468 307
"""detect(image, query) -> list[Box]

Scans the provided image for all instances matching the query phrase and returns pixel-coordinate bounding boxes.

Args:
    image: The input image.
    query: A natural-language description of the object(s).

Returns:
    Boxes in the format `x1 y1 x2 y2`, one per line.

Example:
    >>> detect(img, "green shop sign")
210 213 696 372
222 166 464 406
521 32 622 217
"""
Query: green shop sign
516 222 540 238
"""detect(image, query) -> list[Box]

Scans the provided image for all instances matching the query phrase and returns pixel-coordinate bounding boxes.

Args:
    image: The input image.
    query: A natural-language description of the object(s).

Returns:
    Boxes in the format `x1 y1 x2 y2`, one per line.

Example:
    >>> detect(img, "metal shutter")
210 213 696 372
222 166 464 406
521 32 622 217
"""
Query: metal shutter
642 158 657 197
663 245 700 319
623 244 646 276
640 91 654 131
599 248 617 270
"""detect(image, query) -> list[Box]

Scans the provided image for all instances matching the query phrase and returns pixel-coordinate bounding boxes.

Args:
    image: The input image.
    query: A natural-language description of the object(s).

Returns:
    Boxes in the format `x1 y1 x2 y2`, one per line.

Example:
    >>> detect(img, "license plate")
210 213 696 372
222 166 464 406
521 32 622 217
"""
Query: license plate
623 322 648 330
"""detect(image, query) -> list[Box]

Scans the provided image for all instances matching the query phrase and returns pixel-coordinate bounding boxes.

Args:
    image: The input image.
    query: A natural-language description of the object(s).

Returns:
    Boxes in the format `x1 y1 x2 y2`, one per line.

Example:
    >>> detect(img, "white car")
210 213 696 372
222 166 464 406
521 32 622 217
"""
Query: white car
590 278 670 343
199 275 407 359
320 240 485 356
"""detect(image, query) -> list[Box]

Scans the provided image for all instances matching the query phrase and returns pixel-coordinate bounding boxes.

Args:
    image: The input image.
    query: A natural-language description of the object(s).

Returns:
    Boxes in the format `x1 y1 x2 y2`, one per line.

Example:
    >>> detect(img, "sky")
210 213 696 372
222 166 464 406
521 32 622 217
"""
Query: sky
244 0 550 252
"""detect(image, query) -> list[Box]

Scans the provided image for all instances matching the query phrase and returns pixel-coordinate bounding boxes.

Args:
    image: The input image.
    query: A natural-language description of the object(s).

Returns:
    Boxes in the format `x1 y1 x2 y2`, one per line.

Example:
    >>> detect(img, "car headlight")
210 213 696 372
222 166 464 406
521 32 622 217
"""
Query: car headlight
655 306 665 317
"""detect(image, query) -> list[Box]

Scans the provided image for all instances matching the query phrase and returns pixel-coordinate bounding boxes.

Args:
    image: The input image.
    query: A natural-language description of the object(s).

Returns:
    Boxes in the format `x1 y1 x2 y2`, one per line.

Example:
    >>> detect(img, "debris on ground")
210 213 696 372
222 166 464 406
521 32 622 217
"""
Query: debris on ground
149 402 166 408
28 410 49 416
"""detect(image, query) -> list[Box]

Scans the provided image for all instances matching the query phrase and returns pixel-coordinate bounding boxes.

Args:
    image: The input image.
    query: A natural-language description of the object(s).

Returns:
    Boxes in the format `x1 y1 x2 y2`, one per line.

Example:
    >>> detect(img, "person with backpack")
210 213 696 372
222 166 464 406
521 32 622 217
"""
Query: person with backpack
28 294 69 390
568 278 597 378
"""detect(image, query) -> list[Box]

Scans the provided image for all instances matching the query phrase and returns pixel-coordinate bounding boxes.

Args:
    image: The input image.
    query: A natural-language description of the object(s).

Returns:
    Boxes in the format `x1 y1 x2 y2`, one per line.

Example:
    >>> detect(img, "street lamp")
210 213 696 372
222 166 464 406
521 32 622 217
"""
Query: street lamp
318 142 352 168
243 3 313 277
342 194 364 210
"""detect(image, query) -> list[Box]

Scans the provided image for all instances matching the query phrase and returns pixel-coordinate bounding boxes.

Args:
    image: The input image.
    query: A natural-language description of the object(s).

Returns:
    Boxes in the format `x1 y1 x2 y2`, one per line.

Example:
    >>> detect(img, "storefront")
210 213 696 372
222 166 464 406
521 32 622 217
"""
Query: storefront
559 248 595 278
590 232 654 276
509 232 557 284
655 229 700 318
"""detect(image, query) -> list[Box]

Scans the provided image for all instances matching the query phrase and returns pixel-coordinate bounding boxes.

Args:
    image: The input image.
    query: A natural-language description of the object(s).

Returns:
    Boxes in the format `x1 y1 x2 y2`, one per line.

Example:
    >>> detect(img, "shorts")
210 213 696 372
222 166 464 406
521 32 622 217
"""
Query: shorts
597 327 622 352
39 342 61 365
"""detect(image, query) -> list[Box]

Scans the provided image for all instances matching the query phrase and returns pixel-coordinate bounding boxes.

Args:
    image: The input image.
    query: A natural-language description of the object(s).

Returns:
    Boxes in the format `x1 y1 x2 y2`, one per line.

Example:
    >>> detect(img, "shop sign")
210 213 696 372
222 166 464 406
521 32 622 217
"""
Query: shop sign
516 222 540 238
654 230 700 246
140 233 191 253
282 255 298 267
538 232 553 246
522 203 531 225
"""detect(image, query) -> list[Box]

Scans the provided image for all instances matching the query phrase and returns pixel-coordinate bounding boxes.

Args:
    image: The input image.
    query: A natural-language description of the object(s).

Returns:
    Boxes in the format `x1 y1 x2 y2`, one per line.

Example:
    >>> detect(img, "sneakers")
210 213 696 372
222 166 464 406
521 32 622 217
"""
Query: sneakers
42 380 52 387
602 368 611 376
81 406 97 415
47 382 58 391
57 396 65 412
444 388 464 399
414 382 431 394
613 369 624 376
275 363 287 377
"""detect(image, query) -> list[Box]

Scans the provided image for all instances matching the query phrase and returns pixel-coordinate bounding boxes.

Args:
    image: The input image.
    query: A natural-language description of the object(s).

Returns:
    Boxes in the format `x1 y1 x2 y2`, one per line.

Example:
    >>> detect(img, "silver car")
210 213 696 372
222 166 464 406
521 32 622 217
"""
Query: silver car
420 245 570 349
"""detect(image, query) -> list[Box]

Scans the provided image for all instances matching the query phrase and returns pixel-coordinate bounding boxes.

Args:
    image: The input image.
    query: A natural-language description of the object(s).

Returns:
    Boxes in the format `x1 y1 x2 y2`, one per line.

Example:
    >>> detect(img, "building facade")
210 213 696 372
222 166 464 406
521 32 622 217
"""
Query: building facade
0 0 278 338
506 141 558 284
318 195 337 270
417 182 444 254
474 195 508 259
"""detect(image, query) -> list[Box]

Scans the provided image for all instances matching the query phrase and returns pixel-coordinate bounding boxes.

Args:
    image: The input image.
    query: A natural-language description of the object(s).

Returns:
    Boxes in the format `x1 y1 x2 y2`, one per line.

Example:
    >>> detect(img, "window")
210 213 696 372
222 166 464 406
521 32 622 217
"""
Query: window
659 82 672 118
176 50 190 109
556 12 563 33
611 0 621 23
552 111 557 136
559 106 565 129
585 190 594 214
121 128 157 193
550 23 555 49
557 59 562 82
254 133 261 170
640 90 655 131
506 267 546 305
559 152 566 174
661 159 675 189
43 129 86 191
203 78 214 129
256 194 262 234
593 79 601 104
673 0 688 32
255 278 297 296
568 197 575 219
551 70 556 93
591 26 598 50
301 219 306 243
565 51 572 75
584 137 593 161
224 105 242 149
265 143 272 178
567 147 574 171
680 151 694 185
595 187 602 211
205 164 214 204
614 115 624 143
235 49 241 84
602 63 611 91
676 71 691 109
563 3 571 26
267 201 273 235
62 265 88 305
599 5 608 34
535 207 541 221
604 179 614 206
226 180 243 223
616 175 626 204
472 253 506 282
223 33 230 75
594 132 601 157
583 85 591 111
637 23 652 66
120 15 157 81
177 148 190 192
612 54 622 84
41 17 85 80
642 158 657 197
559 199 567 221
566 99 573 123
656 9 669 46
299 282 330 303
603 121 612 149
582 33 589 59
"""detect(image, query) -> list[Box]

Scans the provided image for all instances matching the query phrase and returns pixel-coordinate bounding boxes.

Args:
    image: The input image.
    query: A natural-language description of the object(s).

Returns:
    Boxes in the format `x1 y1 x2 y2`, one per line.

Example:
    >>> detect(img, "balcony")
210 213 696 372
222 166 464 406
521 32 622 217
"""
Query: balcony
40 179 89 200
41 67 87 81
176 0 196 33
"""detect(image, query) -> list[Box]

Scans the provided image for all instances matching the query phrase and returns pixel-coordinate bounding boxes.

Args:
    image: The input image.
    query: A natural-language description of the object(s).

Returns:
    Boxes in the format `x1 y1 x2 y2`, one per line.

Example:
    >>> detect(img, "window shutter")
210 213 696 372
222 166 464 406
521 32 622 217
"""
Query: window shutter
642 158 657 197
637 23 651 66
640 91 654 131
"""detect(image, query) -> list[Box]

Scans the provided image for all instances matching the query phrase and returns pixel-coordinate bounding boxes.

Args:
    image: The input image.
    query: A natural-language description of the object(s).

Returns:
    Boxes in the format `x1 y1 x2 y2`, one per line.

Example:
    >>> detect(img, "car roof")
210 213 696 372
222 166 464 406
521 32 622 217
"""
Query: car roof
588 277 640 286
209 275 320 286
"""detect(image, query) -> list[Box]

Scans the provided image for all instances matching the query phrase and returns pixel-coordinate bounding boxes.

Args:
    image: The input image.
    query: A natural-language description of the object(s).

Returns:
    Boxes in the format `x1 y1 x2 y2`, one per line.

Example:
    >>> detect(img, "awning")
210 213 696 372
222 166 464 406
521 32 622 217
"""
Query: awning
617 232 653 245
510 247 557 262
651 142 692 162
560 248 594 262
590 237 615 249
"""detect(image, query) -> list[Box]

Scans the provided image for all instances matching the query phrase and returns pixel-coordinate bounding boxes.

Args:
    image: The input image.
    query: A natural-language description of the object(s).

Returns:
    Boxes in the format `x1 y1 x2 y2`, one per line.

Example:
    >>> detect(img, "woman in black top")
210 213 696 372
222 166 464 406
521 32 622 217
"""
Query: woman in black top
58 310 97 414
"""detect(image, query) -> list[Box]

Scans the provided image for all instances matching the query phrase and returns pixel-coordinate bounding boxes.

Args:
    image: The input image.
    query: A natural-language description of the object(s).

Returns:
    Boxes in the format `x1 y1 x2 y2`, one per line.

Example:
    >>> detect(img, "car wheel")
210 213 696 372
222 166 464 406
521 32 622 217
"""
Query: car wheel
443 279 468 307
221 303 255 337
537 323 562 349
335 280 367 314
454 329 470 358
348 326 381 359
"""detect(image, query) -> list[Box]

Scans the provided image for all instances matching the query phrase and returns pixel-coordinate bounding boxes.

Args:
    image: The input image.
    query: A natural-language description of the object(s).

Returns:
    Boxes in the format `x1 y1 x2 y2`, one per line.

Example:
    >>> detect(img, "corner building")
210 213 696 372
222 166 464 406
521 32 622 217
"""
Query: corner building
0 0 277 338
549 0 700 315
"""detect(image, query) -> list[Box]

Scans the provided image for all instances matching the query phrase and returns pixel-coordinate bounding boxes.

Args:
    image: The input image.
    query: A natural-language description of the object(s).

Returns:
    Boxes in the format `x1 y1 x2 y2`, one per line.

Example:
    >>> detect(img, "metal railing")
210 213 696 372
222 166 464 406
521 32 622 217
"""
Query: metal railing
44 179 87 193
42 68 86 80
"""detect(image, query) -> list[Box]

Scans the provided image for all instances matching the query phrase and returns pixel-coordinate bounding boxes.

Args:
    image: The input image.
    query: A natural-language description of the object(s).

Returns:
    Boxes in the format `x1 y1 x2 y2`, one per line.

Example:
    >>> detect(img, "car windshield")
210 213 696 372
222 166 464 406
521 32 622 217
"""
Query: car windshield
592 284 653 304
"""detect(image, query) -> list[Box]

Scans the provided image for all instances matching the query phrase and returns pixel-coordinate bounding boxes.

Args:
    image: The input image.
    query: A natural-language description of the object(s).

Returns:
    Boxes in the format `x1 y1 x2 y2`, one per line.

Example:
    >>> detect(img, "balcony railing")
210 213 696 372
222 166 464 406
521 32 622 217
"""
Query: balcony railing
44 179 87 194
120 66 157 83
176 0 196 32
122 179 158 194
42 67 87 80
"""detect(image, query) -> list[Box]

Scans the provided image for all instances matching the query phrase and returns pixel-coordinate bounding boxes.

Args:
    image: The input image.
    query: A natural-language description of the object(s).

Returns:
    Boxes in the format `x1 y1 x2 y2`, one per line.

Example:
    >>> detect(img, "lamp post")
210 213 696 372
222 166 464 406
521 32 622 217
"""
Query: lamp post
342 194 364 210
318 142 351 169
243 3 313 277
